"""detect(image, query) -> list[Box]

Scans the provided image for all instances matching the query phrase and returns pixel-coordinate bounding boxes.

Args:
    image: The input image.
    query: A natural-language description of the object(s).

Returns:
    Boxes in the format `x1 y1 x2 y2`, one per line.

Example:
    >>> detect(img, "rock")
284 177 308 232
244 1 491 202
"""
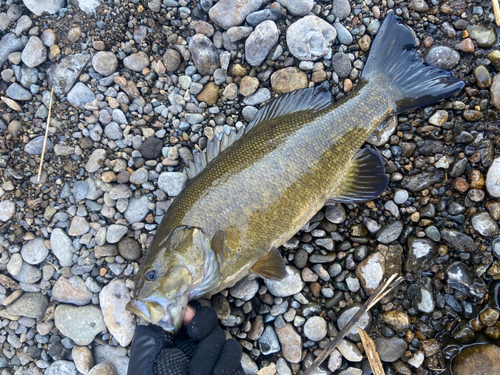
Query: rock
89 363 118 375
380 311 410 331
471 212 498 236
223 83 238 99
243 87 271 106
338 339 363 362
0 33 24 67
140 136 163 160
106 225 128 244
197 82 220 105
440 228 474 252
6 292 48 318
209 0 263 29
158 172 188 196
332 0 351 19
24 136 54 155
20 237 48 265
258 325 280 355
246 9 280 27
50 228 75 267
6 82 32 101
21 36 46 67
328 349 343 372
286 16 336 61
264 266 304 297
68 82 96 109
100 279 135 347
54 304 106 346
189 34 219 76
0 200 15 222
92 51 118 76
94 345 129 375
405 237 436 273
331 52 352 79
333 22 353 45
467 24 497 48
47 53 91 96
486 156 500 194
124 196 149 224
229 274 259 301
118 237 141 261
401 171 444 192
52 276 92 306
452 344 500 375
446 261 487 298
123 52 149 72
355 252 385 294
7 253 22 276
304 316 327 341
270 67 308 93
337 304 372 342
474 65 492 89
68 216 90 236
72 346 94 375
424 45 460 69
23 0 65 16
163 49 181 72
85 149 106 173
376 220 403 244
211 294 231 320
275 323 302 363
375 336 408 362
12 262 42 284
277 0 313 16
245 21 279 66
491 74 500 110
45 360 77 375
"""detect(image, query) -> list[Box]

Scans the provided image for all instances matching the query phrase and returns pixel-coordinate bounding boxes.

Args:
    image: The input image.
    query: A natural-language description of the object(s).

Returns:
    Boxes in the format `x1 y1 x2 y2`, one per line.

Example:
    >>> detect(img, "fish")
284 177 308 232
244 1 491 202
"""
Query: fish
126 11 464 333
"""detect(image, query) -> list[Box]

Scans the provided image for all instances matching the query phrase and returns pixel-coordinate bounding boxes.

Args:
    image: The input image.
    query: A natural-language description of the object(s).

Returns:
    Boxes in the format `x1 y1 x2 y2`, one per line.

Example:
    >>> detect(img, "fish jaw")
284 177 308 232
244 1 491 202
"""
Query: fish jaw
126 293 188 333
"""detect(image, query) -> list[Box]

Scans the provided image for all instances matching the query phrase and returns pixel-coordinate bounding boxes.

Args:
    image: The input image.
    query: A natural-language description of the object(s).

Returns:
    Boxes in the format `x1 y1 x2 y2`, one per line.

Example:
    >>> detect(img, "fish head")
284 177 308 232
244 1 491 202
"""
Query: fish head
126 226 222 333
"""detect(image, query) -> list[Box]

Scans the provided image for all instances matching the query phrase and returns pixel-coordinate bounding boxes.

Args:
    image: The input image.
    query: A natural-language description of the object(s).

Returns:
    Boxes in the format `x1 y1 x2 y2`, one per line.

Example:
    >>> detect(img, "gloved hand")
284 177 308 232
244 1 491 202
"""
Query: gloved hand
127 302 245 375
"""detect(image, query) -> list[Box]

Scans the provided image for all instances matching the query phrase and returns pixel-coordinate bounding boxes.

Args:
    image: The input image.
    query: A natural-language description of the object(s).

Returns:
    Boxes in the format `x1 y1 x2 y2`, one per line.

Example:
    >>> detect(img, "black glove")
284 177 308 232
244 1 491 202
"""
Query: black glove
127 302 245 375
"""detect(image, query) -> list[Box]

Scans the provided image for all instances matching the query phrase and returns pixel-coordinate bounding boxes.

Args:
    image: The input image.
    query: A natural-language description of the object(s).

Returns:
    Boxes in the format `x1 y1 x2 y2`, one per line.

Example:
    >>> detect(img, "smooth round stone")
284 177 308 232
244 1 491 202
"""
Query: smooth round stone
6 292 48 319
6 82 32 101
106 225 128 244
21 237 49 265
129 168 148 185
118 237 142 261
0 200 15 222
55 305 106 346
50 228 75 267
286 15 336 61
245 20 279 66
45 360 77 375
467 24 497 48
304 316 327 341
325 203 346 224
158 172 188 197
452 324 475 343
332 0 350 19
425 45 460 69
89 363 117 375
104 122 123 140
208 0 262 29
277 0 313 16
275 323 302 363
446 261 487 298
334 22 353 45
7 253 22 276
162 49 181 72
264 266 304 297
374 336 408 362
471 212 498 236
21 36 47 67
337 304 372 342
376 220 403 244
474 65 492 88
92 51 118 76
258 325 281 355
123 51 149 72
452 344 500 375
140 136 163 160
52 276 92 306
331 52 352 79
487 158 500 197
381 310 410 331
270 67 307 94
72 346 94 375
229 275 259 301
337 339 363 362
68 82 96 109
394 189 409 204
188 34 219 76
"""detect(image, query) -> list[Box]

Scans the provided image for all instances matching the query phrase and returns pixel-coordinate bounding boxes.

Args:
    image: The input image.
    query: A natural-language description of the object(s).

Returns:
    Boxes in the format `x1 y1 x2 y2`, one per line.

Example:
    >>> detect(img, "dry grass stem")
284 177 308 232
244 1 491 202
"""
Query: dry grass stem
493 0 500 26
303 274 403 375
358 327 385 375
37 87 54 183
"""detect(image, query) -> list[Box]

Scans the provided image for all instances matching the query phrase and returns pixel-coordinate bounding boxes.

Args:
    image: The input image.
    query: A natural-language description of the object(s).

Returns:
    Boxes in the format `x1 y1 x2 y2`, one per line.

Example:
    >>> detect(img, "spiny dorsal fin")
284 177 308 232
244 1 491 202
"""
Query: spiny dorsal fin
211 230 225 257
251 247 287 280
331 148 389 203
245 82 332 134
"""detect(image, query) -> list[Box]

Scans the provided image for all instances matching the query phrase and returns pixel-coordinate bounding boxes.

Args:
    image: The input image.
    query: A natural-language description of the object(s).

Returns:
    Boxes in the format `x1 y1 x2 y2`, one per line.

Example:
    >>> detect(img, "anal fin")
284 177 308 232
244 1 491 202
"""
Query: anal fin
251 247 287 280
331 148 388 203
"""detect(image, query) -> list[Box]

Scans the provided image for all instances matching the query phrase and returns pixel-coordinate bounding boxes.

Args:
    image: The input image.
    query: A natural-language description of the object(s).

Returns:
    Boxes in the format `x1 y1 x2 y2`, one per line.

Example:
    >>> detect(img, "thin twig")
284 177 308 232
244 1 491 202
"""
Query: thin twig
37 87 54 183
358 327 385 375
303 274 403 375
493 0 500 26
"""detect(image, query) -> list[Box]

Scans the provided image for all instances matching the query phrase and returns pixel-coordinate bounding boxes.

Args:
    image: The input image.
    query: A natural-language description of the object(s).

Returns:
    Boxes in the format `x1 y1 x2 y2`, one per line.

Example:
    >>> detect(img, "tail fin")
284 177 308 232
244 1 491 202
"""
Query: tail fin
361 11 464 114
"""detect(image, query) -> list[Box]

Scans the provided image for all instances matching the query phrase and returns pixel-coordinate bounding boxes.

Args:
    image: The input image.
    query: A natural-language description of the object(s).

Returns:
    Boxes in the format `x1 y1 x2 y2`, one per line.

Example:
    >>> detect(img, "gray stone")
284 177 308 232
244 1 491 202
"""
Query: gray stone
334 22 353 45
376 220 403 244
21 36 46 67
471 212 498 236
24 136 53 155
367 116 397 147
104 122 123 140
258 325 280 355
486 157 500 197
245 21 279 66
54 304 106 346
94 345 129 375
45 360 77 375
374 336 408 362
337 304 371 342
89 363 118 375
243 88 271 106
188 34 219 76
286 16 336 61
446 261 487 298
331 52 352 79
467 24 497 48
227 26 253 43
22 0 65 16
0 33 24 67
118 238 142 261
440 228 475 252
15 15 32 35
20 237 48 265
338 339 363 362
424 45 460 70
6 83 32 101
47 53 90 96
106 225 128 244
332 0 351 20
68 216 90 236
246 9 280 27
158 172 188 197
229 274 259 301
85 149 106 173
50 228 75 267
277 0 314 16
124 196 149 224
355 252 385 294
264 266 304 297
68 82 96 109
0 200 16 222
209 0 263 29
304 316 327 341
92 51 118 76
123 52 149 72
129 168 148 185
12 262 42 284
405 237 436 273
6 292 48 318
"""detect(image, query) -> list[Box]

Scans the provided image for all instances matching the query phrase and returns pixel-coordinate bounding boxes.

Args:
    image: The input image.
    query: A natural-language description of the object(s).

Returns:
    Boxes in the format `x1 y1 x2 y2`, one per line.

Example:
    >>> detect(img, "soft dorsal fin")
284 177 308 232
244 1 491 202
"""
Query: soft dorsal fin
251 247 287 280
330 148 389 203
245 82 332 134
185 83 332 179
211 230 225 257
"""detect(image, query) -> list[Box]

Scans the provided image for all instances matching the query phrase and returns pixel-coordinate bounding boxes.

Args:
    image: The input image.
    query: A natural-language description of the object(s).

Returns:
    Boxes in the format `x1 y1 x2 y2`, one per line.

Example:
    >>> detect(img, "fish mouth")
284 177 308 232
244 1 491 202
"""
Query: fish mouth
126 294 188 333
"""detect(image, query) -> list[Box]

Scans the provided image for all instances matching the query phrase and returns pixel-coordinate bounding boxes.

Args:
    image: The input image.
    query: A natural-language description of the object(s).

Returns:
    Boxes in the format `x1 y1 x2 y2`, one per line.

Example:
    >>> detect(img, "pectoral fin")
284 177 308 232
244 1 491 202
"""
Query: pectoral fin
331 148 389 203
211 230 227 259
251 247 287 280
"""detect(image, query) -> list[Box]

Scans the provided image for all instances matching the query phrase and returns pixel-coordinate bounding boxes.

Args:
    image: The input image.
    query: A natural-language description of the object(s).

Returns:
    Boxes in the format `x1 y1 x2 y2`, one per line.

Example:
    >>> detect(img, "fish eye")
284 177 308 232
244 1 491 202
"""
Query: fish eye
145 269 156 281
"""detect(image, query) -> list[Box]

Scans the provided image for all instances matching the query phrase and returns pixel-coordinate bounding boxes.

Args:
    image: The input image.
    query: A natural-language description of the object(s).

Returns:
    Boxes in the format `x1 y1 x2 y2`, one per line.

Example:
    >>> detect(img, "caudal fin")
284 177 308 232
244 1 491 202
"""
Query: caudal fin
361 11 464 114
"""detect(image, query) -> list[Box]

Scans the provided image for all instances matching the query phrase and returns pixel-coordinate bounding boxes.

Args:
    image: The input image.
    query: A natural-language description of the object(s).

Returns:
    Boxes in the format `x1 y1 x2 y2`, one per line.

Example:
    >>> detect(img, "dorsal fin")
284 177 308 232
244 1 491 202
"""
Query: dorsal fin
245 82 332 134
330 148 389 203
185 83 332 179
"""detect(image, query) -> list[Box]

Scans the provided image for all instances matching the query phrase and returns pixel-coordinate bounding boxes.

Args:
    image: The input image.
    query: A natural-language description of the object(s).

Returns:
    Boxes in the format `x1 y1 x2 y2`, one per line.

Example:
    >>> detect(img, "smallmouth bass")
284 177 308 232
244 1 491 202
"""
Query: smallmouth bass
126 12 464 332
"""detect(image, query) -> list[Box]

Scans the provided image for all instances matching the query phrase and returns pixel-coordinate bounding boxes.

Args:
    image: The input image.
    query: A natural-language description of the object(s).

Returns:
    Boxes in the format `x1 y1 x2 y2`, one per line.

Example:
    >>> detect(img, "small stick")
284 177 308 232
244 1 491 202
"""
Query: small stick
358 327 385 375
303 274 403 375
37 87 54 183
493 0 500 26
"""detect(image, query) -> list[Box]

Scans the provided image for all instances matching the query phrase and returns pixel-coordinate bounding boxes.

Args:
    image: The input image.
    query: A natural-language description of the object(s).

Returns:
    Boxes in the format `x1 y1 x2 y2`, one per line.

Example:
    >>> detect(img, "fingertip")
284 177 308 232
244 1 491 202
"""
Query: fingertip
183 304 196 326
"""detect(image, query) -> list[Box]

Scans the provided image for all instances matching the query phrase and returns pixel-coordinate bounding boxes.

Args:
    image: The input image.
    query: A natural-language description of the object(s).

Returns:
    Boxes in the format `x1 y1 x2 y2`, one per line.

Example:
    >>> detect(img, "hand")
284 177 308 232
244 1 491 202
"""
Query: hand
127 302 245 375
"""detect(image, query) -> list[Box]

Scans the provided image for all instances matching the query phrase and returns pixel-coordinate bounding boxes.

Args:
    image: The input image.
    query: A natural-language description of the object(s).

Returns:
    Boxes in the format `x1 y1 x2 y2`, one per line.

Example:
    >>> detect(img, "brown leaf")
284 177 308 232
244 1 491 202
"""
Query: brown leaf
1 96 22 111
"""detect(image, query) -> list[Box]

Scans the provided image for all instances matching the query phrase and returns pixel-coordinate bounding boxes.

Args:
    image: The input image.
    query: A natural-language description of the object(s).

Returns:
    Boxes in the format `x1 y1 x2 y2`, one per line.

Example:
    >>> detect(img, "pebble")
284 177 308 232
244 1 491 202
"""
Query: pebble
118 237 141 261
246 9 280 28
447 261 487 298
486 157 500 195
471 212 498 236
100 279 136 347
47 53 90 95
393 189 409 204
467 24 497 48
452 344 500 375
337 304 372 342
0 200 16 222
374 336 408 362
50 228 75 267
229 274 259 301
68 216 90 236
7 253 22 276
0 33 24 66
325 203 346 224
275 323 302 363
245 21 279 67
45 360 77 375
355 252 385 293
12 262 42 284
6 292 48 318
270 67 308 93
277 0 314 16
424 45 460 69
405 237 436 273
189 34 219 76
72 346 94 375
209 0 262 29
94 345 129 375
380 310 410 331
6 82 33 101
20 237 48 265
303 316 327 341
264 266 304 297
286 16 336 61
85 149 106 173
333 22 353 45
93 52 116 75
258 325 281 355
332 0 351 19
24 136 54 155
376 220 403 244
328 349 343 372
123 52 149 72
21 36 46 67
337 339 363 362
440 228 474 252
106 225 128 244
243 88 271 106
140 136 163 160
54 304 106 345
163 49 181 72
331 52 352 79
158 172 188 197
68 82 96 109
52 276 92 306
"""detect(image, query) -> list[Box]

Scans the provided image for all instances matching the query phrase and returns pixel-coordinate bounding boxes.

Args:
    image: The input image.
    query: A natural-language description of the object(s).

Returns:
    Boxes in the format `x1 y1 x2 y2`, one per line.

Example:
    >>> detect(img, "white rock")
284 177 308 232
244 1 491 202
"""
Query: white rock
486 157 500 197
